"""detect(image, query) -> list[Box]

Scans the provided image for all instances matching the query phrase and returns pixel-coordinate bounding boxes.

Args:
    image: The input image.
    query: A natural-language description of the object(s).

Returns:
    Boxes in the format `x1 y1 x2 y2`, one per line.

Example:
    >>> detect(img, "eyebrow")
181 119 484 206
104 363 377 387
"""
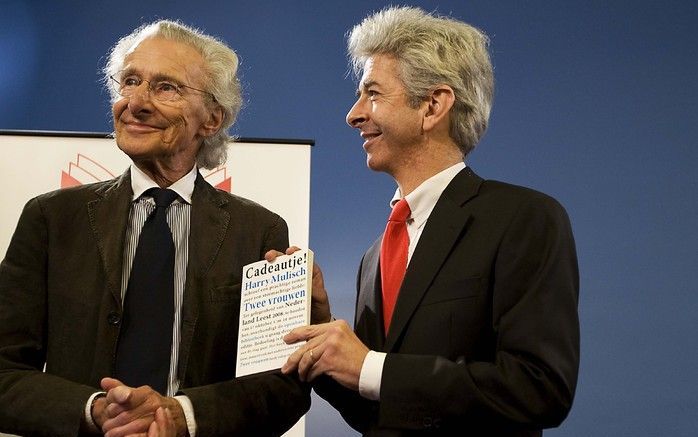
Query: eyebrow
119 68 185 85
356 80 378 97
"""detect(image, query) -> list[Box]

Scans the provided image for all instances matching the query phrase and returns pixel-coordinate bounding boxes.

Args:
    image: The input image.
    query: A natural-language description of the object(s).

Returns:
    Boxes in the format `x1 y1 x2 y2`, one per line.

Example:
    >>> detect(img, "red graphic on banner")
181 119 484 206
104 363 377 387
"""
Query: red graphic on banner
60 171 82 188
202 166 232 192
61 154 116 188
60 154 232 192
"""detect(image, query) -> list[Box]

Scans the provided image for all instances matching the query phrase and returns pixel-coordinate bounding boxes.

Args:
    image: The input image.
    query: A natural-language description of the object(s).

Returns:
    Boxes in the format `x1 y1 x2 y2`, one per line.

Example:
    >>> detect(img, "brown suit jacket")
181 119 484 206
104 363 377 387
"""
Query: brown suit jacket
0 170 309 436
315 168 580 436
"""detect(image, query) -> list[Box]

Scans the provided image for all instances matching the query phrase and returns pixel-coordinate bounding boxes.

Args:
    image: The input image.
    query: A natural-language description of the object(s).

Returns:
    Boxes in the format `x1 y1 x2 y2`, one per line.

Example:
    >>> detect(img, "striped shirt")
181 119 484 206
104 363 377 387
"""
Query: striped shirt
123 164 197 396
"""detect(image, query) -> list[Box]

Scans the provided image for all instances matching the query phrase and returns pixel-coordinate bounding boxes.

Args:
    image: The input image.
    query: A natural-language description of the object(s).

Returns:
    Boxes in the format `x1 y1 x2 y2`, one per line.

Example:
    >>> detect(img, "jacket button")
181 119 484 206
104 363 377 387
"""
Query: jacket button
107 312 121 326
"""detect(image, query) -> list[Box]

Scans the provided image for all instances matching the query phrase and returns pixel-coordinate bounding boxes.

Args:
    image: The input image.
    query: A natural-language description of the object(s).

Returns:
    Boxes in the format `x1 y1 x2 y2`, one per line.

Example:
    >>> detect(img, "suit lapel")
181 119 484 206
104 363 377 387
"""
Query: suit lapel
185 172 230 282
384 167 482 351
355 238 385 350
178 172 230 377
87 170 133 307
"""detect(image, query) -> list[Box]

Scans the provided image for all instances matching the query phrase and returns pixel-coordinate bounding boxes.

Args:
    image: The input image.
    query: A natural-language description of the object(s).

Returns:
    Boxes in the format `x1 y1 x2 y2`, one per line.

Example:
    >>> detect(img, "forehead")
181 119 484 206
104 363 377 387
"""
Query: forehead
359 54 404 90
122 37 207 84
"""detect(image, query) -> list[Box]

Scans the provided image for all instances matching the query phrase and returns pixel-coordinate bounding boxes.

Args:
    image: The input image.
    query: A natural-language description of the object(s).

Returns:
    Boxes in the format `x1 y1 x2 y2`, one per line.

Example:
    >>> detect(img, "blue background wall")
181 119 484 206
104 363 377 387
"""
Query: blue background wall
1 1 697 435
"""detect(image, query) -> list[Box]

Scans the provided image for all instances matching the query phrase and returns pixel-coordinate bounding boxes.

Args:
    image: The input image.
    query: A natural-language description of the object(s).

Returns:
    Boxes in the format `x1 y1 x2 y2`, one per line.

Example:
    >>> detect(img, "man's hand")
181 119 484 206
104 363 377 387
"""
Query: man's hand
282 320 369 391
264 247 331 324
90 394 109 430
99 377 187 437
144 407 177 437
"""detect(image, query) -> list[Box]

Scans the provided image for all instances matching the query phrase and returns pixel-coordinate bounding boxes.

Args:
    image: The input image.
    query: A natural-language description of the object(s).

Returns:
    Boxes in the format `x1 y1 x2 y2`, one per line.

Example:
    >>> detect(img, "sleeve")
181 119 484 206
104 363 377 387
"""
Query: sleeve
311 251 380 433
180 212 311 436
174 395 197 437
358 350 386 400
180 372 310 436
377 194 580 432
0 198 96 437
313 375 378 433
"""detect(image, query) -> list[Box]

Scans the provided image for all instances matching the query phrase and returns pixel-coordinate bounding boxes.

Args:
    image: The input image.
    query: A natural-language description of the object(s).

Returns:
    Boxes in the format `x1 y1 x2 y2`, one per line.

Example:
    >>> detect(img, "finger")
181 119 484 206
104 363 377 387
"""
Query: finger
104 400 127 420
312 263 324 279
145 407 168 437
102 392 146 430
297 344 324 382
285 246 301 255
147 419 159 437
264 249 285 262
281 344 305 374
106 384 133 404
104 415 154 437
312 263 326 288
284 323 328 344
281 334 322 374
283 327 308 344
101 377 125 392
306 357 327 382
160 407 175 436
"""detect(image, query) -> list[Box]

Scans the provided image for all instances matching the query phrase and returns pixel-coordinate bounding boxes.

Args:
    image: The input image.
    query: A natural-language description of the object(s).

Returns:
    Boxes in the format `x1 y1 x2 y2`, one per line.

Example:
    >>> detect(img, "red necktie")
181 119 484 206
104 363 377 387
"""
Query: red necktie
380 198 411 334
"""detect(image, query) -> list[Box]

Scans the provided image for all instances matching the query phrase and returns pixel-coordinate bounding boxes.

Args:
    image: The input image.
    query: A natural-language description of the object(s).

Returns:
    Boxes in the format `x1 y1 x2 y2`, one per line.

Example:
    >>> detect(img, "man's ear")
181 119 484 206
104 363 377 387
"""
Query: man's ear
422 85 455 133
200 105 225 137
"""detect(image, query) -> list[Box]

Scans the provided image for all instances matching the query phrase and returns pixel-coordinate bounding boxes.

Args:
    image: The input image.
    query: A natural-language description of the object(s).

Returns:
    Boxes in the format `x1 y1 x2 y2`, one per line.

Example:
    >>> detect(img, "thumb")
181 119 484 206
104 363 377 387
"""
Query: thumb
100 376 124 392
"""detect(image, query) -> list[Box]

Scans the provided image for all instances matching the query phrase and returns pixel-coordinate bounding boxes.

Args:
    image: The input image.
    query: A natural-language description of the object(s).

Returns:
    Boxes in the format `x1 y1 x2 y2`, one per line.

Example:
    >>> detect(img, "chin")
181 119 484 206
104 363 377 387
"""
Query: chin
117 138 153 158
366 156 389 173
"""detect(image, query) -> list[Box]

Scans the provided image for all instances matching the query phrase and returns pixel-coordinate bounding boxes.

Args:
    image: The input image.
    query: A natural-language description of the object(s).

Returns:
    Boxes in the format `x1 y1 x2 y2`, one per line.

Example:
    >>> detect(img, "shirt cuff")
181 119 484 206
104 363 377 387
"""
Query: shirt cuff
84 391 106 433
175 395 197 437
358 350 386 401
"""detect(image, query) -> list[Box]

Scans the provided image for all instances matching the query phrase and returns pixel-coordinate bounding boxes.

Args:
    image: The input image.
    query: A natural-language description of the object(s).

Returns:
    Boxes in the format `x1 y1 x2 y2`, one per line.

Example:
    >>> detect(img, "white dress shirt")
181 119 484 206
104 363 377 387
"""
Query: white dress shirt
358 162 466 400
85 164 198 436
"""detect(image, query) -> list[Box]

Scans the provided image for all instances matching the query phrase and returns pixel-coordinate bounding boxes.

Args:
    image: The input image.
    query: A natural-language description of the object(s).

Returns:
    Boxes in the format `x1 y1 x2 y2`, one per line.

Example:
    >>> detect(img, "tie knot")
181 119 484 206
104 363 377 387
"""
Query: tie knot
146 188 179 208
388 198 411 222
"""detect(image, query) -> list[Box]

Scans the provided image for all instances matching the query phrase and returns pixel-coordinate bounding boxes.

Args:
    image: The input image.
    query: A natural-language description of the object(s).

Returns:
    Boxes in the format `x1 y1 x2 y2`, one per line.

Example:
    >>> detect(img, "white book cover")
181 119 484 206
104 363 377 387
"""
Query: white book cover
236 249 313 377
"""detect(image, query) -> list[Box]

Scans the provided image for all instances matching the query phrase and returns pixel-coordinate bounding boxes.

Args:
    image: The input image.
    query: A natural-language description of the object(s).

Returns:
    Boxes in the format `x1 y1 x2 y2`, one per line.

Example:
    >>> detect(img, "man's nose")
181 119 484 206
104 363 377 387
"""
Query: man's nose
346 98 367 128
127 82 154 112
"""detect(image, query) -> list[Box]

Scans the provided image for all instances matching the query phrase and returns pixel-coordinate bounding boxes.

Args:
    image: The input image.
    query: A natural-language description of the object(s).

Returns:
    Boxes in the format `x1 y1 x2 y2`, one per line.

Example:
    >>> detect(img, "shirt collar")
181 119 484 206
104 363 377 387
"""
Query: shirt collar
390 161 466 224
129 164 197 204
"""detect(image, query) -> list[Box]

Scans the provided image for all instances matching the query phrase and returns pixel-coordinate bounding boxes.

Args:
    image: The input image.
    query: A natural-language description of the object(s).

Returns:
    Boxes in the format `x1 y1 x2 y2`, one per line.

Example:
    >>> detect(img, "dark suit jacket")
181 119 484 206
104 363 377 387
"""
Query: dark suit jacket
315 168 580 436
0 170 310 437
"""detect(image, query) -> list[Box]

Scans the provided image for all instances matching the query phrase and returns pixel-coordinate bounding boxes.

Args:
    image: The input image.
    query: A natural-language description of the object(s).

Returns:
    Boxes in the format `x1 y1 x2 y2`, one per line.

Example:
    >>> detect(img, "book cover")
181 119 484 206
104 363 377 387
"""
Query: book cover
235 249 313 377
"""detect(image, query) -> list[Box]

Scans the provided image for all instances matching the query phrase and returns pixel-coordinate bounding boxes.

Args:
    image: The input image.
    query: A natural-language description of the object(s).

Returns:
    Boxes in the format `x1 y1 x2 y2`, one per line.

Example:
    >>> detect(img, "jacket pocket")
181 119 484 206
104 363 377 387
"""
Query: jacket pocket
421 276 484 306
208 283 241 303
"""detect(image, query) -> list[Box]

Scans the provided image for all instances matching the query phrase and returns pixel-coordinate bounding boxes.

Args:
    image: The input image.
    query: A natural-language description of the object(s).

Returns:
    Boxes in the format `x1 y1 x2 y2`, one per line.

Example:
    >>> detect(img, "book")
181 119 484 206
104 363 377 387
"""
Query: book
235 249 313 377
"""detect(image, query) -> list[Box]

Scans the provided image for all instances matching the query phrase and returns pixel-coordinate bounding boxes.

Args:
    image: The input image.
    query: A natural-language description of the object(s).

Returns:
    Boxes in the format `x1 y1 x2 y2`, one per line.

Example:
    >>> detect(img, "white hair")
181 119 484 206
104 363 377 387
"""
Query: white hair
348 7 494 155
104 20 241 169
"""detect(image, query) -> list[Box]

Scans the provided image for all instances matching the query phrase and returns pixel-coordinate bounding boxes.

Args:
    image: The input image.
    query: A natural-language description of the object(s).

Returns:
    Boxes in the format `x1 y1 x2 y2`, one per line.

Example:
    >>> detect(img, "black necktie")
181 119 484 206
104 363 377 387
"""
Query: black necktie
115 188 178 394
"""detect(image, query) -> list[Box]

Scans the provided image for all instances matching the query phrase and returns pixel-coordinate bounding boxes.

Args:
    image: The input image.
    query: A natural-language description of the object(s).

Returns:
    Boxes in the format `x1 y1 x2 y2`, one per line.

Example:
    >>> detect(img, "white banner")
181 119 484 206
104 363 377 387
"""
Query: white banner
0 131 312 437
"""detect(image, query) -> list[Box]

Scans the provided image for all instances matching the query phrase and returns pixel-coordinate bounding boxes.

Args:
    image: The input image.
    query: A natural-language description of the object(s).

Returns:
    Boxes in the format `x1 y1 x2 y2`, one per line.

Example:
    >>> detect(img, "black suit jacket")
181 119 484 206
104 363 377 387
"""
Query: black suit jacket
315 168 580 436
0 170 310 437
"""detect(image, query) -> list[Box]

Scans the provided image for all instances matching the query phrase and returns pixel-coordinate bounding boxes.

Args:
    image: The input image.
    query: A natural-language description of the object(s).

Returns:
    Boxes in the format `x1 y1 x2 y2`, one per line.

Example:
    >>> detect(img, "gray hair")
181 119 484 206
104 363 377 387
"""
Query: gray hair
348 7 494 156
104 20 241 169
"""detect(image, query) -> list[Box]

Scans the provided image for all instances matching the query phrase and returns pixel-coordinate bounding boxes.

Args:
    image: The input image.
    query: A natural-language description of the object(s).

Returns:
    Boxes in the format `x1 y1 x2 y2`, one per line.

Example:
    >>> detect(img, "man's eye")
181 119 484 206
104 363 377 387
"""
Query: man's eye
122 77 140 87
367 90 379 99
156 82 178 93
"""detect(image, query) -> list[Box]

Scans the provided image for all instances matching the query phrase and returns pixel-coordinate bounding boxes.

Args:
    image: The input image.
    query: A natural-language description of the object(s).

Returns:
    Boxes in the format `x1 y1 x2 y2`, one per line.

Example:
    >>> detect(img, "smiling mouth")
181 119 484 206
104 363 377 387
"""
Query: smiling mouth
123 122 161 133
361 132 381 146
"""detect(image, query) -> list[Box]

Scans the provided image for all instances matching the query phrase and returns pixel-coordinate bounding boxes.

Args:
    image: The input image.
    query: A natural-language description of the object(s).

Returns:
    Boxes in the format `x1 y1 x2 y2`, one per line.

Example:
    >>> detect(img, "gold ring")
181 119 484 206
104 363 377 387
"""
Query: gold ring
309 349 314 360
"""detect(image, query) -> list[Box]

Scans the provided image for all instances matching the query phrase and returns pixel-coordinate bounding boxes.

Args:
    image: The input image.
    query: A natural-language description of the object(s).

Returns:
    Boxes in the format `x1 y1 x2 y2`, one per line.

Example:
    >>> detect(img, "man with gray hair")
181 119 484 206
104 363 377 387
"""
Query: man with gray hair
281 7 579 436
0 20 309 436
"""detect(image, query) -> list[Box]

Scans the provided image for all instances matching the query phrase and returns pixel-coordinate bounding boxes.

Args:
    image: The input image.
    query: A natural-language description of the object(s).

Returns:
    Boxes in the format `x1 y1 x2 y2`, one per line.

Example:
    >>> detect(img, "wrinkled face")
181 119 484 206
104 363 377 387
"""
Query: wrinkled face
112 37 215 168
346 54 426 175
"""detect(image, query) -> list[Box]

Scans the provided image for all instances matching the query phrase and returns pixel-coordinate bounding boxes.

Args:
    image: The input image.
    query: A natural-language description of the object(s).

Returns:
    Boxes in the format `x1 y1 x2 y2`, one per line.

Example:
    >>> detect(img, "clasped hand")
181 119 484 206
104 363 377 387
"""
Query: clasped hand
93 377 180 437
